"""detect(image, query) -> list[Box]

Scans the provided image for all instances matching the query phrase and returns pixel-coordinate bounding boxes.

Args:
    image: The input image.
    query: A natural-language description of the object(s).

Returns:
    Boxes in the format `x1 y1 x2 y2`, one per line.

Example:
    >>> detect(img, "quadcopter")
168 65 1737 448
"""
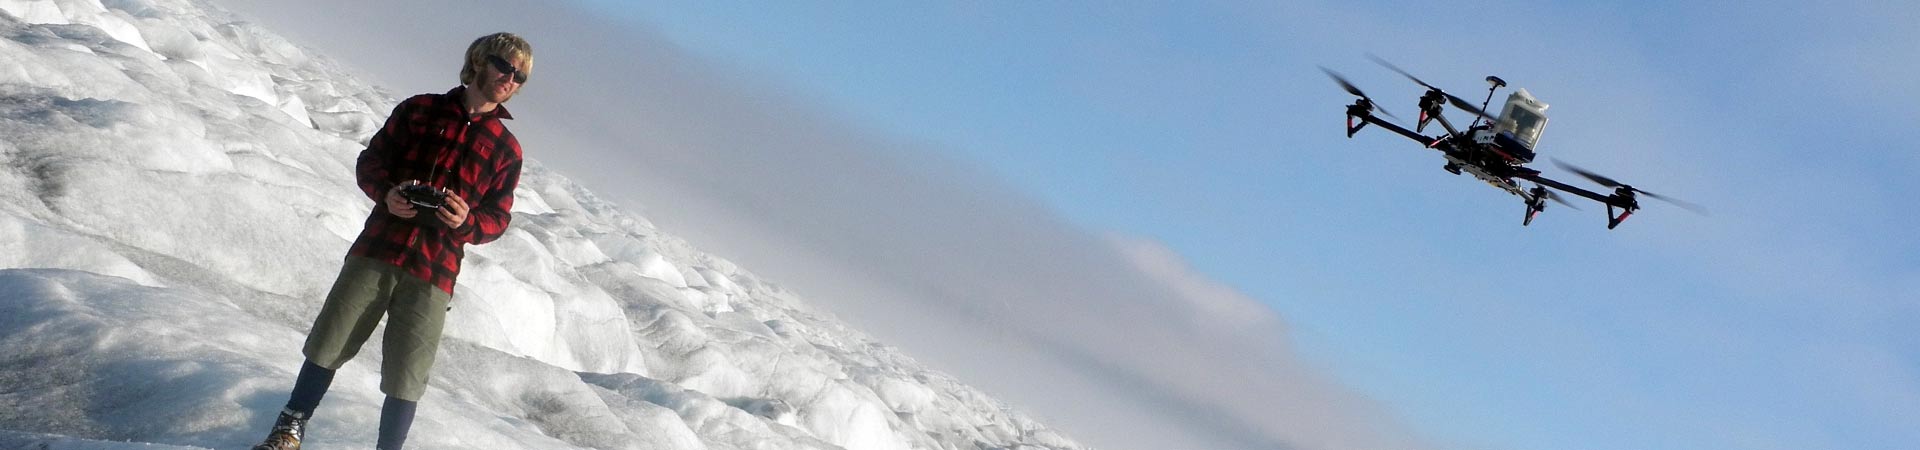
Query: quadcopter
1322 55 1702 228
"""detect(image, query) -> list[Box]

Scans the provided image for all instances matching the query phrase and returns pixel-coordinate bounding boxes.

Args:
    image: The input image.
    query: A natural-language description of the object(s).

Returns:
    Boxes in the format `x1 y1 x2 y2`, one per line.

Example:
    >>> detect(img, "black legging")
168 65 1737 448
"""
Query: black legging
283 360 418 450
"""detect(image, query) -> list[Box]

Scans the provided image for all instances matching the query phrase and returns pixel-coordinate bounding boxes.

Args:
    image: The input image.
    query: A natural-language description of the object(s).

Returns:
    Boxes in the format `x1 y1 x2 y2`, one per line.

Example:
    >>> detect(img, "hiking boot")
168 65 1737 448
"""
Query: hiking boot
251 410 308 450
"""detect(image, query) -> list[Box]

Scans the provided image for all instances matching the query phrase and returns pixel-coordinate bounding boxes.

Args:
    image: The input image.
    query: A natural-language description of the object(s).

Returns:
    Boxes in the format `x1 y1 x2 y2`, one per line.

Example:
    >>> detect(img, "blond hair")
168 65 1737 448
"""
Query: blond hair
460 32 533 86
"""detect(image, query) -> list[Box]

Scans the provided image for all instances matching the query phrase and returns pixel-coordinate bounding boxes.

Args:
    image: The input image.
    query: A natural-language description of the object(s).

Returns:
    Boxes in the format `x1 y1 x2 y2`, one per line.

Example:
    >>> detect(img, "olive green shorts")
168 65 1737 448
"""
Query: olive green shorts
302 256 451 401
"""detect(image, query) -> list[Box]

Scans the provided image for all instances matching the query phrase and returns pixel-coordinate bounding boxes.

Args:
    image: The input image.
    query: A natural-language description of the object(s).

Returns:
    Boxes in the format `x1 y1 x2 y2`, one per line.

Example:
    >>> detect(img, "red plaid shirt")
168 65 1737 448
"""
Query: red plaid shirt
349 86 523 295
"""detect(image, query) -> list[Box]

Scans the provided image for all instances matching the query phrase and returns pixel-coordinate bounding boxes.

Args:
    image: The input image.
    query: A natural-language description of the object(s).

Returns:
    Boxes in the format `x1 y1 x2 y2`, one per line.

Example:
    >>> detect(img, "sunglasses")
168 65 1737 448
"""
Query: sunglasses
485 54 528 84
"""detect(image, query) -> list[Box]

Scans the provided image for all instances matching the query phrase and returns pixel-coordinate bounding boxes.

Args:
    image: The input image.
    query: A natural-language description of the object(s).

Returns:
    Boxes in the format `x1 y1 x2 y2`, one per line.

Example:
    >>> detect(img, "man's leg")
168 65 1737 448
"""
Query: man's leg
257 257 397 450
302 257 400 373
377 396 418 450
282 360 335 418
375 277 451 449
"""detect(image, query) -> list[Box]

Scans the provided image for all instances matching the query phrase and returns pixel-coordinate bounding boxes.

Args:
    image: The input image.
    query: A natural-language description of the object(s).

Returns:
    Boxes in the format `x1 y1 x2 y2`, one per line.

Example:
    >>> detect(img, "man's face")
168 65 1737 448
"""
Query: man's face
478 54 527 104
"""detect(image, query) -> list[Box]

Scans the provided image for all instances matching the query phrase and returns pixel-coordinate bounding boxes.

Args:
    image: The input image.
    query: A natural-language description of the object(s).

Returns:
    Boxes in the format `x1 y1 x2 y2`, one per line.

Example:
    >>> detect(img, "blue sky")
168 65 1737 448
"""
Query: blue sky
223 1 1918 450
569 2 1918 449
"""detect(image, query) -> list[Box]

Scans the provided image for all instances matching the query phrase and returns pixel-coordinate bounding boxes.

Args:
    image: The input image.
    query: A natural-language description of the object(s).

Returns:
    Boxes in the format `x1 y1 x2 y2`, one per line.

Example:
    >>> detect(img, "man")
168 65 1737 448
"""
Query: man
251 32 532 450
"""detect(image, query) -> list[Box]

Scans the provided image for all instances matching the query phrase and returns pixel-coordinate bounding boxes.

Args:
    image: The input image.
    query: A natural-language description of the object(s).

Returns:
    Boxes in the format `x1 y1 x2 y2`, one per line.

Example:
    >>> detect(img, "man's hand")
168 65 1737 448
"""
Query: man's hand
385 181 420 219
436 192 470 229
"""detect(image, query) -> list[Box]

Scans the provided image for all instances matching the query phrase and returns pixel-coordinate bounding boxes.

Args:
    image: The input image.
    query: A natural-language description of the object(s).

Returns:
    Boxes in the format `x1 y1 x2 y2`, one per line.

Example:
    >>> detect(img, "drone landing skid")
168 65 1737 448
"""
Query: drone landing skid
1522 188 1547 226
1607 206 1633 229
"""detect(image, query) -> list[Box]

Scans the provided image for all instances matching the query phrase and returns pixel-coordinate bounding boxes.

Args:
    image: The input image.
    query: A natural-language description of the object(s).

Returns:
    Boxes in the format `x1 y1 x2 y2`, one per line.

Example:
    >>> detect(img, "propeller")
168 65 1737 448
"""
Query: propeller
1553 159 1707 214
1537 185 1579 210
1365 54 1498 121
1320 67 1397 119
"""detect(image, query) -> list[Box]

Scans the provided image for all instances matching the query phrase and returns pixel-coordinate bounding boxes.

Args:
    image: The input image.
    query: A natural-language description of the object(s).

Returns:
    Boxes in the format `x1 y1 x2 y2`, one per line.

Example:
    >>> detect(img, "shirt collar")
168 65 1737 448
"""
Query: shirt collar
446 85 514 121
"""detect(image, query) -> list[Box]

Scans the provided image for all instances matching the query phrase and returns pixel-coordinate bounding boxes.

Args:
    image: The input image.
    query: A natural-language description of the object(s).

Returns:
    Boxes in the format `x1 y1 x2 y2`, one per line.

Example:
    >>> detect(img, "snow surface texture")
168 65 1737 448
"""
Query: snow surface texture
0 1 1084 449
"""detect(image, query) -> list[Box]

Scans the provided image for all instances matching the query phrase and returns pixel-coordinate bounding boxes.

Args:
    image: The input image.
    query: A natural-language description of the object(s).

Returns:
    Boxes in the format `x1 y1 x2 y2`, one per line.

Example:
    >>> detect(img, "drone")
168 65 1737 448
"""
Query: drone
1322 55 1702 228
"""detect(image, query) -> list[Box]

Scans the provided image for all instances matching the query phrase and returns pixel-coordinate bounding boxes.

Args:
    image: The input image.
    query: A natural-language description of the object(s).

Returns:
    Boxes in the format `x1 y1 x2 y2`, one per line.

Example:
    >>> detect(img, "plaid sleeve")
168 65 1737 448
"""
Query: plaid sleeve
456 136 521 245
355 100 415 202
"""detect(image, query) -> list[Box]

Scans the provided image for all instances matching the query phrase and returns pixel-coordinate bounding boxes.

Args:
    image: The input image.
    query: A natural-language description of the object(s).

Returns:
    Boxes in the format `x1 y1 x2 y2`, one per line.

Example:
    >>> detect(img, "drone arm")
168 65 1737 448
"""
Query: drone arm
1519 173 1641 228
1519 174 1612 204
1349 112 1437 147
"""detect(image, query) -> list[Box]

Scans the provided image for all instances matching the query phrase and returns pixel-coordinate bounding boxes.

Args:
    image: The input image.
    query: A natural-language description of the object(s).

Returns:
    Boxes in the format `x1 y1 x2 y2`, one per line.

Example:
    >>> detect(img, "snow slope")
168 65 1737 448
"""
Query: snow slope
0 1 1084 449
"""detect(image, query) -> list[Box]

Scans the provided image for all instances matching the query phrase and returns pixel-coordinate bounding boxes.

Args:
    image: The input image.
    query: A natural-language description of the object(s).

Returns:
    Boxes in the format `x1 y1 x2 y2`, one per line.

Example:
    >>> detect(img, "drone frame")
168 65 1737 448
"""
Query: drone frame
1324 61 1679 229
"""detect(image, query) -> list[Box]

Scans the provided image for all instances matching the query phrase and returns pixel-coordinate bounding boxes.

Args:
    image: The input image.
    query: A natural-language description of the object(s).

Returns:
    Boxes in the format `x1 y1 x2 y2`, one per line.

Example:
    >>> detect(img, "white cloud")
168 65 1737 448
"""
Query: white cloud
1107 232 1287 334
